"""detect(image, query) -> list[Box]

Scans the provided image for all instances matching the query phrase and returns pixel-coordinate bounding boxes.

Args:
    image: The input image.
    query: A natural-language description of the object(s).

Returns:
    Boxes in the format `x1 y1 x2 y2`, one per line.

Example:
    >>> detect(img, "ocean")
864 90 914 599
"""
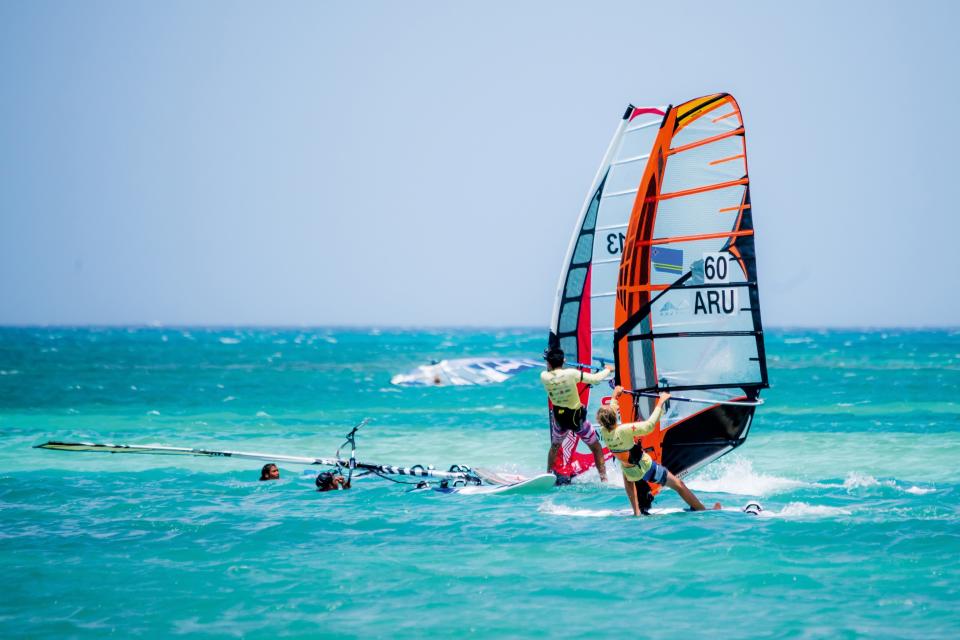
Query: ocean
1 327 958 638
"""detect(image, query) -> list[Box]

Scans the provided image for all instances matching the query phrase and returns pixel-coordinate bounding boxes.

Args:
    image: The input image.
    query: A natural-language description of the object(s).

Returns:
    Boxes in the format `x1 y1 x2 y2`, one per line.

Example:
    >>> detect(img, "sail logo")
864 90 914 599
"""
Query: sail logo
660 299 690 317
652 247 683 274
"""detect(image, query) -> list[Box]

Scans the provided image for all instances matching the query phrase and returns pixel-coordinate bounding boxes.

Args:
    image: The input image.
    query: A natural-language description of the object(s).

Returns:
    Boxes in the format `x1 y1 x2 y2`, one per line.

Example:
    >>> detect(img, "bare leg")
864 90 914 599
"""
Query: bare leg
664 471 718 511
587 439 607 482
547 442 560 474
623 476 641 516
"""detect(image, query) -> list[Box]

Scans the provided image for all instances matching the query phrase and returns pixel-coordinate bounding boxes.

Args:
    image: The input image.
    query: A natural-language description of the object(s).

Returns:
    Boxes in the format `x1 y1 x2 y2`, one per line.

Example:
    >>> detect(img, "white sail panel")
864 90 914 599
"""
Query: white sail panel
669 102 743 150
652 184 748 239
661 138 747 195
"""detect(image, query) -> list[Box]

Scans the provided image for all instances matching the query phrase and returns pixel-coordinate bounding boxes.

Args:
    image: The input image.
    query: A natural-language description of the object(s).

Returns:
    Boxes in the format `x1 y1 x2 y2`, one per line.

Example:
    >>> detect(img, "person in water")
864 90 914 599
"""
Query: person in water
316 471 350 492
597 386 720 516
260 463 280 481
540 345 610 483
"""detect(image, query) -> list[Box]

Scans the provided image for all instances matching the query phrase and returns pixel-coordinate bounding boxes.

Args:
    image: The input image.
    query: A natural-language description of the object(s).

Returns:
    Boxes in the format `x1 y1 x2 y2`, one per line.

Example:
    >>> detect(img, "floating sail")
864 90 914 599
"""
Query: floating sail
391 357 541 387
614 93 768 480
549 105 666 475
35 441 483 483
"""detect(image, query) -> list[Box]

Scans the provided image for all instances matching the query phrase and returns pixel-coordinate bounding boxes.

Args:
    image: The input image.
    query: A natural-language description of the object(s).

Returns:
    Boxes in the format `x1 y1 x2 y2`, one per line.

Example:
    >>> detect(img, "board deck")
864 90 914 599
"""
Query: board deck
435 473 556 495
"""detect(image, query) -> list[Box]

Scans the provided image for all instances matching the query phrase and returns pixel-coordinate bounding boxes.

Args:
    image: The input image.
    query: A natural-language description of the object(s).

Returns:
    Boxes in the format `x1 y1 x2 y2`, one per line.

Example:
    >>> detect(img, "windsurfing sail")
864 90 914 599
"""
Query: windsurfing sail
37 420 490 486
391 357 540 387
35 441 484 484
548 105 666 476
613 93 768 481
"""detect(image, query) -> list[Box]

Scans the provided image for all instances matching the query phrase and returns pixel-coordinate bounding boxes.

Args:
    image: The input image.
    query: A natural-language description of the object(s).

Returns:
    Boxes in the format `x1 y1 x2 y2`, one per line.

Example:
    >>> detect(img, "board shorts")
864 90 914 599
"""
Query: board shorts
549 405 598 446
621 459 668 484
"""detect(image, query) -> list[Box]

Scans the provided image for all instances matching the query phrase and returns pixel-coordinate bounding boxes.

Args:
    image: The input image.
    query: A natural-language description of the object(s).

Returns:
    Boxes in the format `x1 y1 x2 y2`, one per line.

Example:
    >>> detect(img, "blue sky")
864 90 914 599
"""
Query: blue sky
1 1 957 327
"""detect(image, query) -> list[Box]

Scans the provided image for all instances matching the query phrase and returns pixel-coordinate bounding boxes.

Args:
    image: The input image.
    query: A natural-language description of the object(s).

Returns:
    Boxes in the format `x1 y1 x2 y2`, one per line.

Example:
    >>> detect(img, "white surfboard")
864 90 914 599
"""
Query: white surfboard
441 473 556 495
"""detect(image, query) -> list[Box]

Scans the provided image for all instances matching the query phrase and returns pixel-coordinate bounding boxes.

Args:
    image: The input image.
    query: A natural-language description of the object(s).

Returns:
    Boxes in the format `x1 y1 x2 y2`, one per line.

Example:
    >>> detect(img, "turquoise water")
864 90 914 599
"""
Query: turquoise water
1 327 959 638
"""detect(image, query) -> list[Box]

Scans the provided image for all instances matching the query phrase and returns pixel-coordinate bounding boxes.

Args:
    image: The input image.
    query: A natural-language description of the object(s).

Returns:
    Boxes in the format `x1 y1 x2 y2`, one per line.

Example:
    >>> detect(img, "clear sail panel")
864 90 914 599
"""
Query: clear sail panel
648 334 762 389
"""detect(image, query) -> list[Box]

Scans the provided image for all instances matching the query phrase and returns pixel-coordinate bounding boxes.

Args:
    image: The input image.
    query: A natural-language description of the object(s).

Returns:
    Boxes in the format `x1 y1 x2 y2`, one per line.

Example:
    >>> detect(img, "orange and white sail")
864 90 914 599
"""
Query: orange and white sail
613 93 768 479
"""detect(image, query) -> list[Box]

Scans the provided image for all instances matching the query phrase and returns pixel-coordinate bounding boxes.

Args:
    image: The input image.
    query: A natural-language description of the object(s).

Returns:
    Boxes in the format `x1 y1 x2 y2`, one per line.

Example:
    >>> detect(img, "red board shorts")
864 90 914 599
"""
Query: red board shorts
550 405 599 446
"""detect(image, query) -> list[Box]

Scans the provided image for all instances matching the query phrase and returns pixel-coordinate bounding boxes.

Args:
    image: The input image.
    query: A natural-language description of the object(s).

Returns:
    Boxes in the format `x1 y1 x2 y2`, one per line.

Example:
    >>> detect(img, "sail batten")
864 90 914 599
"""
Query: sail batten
611 153 652 166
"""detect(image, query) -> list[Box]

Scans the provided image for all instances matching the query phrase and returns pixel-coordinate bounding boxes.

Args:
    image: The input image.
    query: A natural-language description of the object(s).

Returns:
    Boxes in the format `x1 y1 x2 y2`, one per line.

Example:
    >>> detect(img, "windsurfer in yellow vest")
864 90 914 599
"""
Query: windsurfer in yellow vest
597 386 721 515
541 345 610 483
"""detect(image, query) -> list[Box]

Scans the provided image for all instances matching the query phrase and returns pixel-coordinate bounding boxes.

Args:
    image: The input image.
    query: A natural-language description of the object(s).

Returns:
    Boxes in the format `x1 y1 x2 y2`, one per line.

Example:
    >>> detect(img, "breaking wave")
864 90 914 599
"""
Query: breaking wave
686 458 809 496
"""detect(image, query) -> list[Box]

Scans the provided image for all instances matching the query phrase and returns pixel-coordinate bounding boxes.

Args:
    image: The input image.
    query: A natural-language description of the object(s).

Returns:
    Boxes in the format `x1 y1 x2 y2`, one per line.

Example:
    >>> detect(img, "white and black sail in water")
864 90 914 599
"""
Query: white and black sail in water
548 105 666 475
613 93 768 479
391 357 541 386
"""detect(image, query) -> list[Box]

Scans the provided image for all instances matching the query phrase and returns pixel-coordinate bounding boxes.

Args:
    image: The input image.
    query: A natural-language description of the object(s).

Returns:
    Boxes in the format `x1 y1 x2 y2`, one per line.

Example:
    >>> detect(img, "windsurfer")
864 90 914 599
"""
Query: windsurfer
260 463 280 481
541 345 610 483
316 471 350 492
597 386 720 515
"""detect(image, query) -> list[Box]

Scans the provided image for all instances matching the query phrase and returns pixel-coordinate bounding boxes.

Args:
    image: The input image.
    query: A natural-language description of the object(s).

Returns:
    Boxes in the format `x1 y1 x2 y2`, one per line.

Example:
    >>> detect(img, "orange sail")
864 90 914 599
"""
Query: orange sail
613 94 768 485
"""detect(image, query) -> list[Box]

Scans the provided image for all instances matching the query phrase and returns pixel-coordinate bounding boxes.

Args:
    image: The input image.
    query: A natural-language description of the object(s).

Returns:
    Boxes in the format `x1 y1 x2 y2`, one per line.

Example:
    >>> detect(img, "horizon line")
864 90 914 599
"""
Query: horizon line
1 323 958 332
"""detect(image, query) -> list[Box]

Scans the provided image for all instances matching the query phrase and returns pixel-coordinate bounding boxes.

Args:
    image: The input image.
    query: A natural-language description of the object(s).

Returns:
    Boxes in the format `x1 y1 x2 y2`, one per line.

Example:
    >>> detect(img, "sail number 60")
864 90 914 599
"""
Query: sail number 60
703 252 731 283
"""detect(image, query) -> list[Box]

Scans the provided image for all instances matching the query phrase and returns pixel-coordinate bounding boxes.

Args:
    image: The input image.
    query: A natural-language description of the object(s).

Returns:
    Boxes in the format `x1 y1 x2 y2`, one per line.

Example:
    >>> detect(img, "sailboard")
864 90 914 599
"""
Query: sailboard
543 502 763 518
548 105 667 476
391 357 540 387
430 473 556 495
613 93 768 483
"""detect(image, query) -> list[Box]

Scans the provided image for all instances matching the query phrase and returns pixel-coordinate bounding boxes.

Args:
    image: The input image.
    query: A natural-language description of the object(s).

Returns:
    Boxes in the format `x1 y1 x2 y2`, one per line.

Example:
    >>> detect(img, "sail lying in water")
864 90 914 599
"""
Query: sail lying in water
548 105 666 476
391 357 540 387
613 93 768 479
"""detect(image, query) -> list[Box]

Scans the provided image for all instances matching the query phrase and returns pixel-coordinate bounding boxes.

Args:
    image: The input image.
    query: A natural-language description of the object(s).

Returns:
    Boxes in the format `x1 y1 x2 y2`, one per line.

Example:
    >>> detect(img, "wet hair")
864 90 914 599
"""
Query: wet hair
316 472 342 492
543 345 565 368
260 463 278 481
596 405 618 429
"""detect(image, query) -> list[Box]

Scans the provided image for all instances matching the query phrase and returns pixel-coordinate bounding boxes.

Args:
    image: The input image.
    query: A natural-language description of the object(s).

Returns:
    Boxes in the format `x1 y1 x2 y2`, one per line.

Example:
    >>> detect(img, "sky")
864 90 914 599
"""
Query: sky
1 0 958 328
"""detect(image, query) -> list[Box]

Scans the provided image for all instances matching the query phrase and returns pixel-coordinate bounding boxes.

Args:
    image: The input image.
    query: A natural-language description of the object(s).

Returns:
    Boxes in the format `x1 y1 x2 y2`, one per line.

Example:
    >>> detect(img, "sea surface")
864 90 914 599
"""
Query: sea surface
1 327 958 639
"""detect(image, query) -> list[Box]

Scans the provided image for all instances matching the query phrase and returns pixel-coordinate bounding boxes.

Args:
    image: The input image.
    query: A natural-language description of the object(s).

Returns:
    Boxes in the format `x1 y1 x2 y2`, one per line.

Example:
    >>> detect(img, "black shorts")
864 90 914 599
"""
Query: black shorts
552 405 586 431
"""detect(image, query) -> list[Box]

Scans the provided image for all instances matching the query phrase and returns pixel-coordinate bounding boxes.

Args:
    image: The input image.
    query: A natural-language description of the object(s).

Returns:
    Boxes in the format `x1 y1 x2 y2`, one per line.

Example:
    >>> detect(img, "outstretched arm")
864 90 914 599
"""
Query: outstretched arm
579 364 614 386
615 388 670 437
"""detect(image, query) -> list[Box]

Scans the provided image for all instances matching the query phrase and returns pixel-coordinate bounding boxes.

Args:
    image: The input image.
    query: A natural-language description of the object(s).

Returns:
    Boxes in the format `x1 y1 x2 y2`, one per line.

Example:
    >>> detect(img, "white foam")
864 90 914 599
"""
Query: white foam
219 337 240 345
686 458 807 496
843 471 884 490
842 472 936 495
538 501 631 518
760 502 852 518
